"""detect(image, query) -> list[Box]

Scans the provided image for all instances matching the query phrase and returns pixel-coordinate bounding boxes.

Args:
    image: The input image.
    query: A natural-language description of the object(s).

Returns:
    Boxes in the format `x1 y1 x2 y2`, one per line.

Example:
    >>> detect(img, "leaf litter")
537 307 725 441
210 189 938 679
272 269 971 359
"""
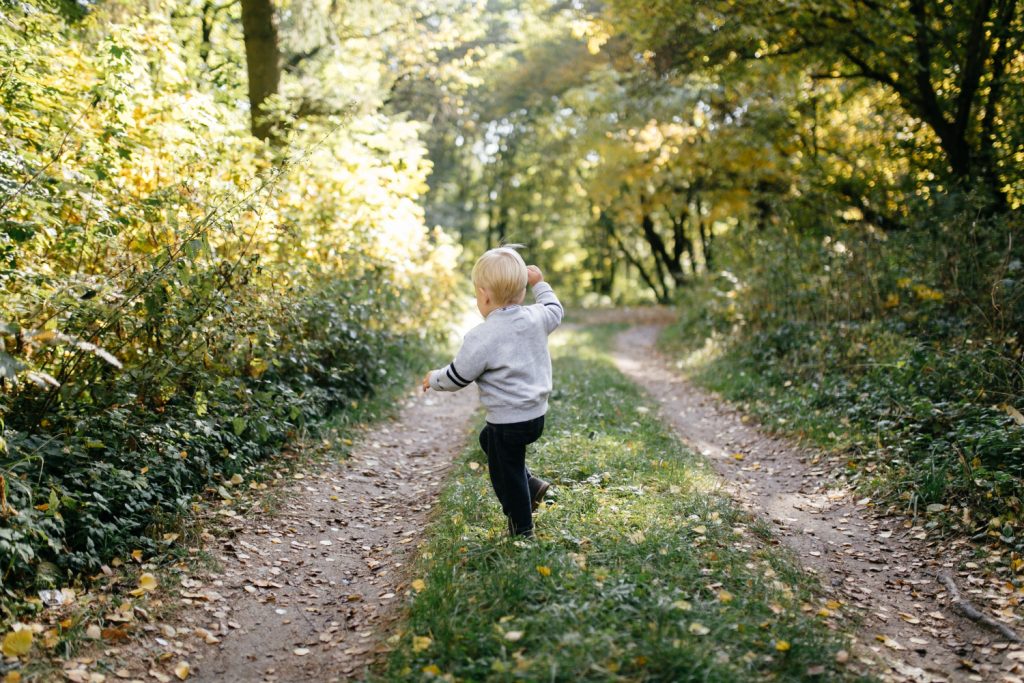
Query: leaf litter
48 386 478 682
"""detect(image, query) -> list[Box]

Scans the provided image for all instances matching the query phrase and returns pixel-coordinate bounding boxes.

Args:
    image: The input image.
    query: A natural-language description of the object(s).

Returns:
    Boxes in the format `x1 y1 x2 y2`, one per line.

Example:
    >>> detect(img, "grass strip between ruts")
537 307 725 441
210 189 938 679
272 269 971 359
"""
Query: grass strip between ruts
379 326 871 682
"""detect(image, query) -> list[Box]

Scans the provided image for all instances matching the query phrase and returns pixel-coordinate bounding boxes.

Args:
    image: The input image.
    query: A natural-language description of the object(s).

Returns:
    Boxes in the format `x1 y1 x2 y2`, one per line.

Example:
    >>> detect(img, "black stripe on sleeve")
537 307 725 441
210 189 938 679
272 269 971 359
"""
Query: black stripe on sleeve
449 363 470 386
544 302 564 312
446 367 469 387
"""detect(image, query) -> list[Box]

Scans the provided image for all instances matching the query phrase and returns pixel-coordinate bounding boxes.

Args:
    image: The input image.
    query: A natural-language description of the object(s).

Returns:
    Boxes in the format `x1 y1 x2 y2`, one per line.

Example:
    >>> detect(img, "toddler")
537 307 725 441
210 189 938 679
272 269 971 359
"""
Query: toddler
422 246 564 537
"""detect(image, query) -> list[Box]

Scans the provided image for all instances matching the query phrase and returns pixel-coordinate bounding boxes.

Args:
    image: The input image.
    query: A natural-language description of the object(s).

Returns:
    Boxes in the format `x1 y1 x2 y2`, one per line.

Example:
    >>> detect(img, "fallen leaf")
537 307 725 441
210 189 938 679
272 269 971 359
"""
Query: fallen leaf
412 636 432 652
468 462 480 471
688 622 710 636
422 665 441 676
4 671 22 683
504 631 524 642
717 590 734 604
536 565 551 577
875 635 906 650
173 661 191 680
775 640 791 652
101 627 129 642
671 600 692 611
229 474 244 485
293 648 310 656
411 579 426 592
85 624 102 639
2 629 32 657
138 573 158 591
999 403 1024 425
835 649 849 664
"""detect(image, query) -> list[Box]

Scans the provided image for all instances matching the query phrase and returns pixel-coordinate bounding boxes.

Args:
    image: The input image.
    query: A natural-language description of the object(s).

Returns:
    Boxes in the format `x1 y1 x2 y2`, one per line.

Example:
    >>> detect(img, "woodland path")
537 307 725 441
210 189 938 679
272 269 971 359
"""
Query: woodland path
611 322 1024 683
106 386 478 683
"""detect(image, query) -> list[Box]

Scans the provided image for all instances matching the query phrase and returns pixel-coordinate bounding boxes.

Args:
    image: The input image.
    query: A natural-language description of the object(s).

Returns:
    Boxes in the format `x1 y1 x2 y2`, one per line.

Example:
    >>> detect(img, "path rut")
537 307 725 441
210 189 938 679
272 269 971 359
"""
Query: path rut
613 324 1023 683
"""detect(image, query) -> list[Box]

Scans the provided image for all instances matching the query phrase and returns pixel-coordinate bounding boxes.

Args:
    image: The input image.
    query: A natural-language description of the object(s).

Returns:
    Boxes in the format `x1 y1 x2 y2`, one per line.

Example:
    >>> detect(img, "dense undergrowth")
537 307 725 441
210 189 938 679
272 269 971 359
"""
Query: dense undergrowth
659 212 1024 568
382 327 867 682
0 3 459 596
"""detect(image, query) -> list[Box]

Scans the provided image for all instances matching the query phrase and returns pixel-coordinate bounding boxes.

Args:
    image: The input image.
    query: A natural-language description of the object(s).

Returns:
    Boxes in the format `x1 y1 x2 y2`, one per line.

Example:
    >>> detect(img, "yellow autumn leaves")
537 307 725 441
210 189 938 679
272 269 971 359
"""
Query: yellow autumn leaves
2 629 32 657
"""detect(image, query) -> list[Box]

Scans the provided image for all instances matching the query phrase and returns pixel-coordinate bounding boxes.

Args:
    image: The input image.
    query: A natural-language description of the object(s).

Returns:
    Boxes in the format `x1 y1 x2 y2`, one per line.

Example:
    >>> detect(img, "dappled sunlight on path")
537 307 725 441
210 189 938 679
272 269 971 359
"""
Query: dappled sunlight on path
613 323 1023 683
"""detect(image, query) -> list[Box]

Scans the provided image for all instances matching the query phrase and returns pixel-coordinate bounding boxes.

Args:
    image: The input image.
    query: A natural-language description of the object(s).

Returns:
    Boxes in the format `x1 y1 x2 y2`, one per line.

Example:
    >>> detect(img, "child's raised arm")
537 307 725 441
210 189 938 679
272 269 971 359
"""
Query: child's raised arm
527 265 563 333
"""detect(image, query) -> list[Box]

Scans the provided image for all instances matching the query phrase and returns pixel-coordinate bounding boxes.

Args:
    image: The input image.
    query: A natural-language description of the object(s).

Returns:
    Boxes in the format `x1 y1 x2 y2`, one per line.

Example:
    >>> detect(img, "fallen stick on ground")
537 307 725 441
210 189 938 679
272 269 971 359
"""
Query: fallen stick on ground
935 571 1022 643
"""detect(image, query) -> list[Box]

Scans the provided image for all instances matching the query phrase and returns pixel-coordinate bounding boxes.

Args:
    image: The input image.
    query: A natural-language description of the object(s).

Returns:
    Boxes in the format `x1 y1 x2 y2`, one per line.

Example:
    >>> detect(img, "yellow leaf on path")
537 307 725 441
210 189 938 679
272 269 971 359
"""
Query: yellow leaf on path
536 565 551 577
174 661 191 680
131 549 143 562
688 622 710 636
411 579 426 592
2 629 32 657
5 670 22 683
131 572 159 595
1000 403 1024 426
229 474 244 485
875 634 906 650
412 636 432 652
775 640 791 652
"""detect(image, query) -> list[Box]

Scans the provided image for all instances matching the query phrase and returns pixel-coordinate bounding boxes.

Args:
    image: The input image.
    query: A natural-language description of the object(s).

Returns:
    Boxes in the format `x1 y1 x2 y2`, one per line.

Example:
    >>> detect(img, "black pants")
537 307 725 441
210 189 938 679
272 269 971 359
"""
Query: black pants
478 415 545 536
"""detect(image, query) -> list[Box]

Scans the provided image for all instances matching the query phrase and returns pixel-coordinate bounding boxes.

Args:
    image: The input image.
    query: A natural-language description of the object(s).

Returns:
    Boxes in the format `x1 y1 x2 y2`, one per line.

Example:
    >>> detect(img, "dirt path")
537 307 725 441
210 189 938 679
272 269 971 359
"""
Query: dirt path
105 386 478 683
613 324 1023 683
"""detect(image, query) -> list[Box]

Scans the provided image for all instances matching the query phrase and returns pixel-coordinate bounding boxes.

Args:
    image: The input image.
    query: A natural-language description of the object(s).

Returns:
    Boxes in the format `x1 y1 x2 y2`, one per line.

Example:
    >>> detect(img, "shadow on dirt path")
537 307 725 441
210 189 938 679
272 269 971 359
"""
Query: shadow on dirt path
613 323 1023 683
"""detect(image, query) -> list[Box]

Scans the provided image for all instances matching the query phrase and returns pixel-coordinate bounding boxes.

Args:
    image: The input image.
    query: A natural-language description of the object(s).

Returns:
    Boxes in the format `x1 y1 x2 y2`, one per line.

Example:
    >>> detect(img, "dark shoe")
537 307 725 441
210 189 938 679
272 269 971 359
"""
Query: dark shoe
528 476 551 512
508 516 534 538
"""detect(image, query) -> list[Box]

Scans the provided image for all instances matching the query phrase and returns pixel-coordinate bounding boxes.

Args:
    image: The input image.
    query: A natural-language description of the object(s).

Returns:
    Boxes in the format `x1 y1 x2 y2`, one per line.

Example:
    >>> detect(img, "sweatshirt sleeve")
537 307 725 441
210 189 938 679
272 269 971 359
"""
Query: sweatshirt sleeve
429 330 488 392
532 281 564 334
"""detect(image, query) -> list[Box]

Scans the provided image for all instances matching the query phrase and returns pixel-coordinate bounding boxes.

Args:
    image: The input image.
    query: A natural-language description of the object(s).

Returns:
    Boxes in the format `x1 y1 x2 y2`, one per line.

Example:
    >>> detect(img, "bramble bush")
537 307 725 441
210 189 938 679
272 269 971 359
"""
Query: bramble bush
0 3 460 592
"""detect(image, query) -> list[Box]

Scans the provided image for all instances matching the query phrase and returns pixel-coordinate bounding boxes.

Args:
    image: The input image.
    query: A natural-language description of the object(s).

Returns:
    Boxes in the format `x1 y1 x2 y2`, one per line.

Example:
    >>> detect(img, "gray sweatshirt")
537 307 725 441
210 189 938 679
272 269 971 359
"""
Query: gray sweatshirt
430 282 564 424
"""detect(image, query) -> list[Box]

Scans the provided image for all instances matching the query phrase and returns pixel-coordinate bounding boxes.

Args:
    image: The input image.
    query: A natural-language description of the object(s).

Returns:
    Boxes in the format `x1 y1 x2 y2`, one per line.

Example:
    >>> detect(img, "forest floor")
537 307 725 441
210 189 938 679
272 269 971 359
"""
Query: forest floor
608 319 1023 683
54 315 1024 683
62 387 479 683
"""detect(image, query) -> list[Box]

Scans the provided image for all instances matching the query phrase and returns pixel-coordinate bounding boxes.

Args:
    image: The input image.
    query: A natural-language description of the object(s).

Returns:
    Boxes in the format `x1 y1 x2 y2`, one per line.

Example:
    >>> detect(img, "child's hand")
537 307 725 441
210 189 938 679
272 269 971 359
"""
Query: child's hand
526 265 543 286
422 372 432 392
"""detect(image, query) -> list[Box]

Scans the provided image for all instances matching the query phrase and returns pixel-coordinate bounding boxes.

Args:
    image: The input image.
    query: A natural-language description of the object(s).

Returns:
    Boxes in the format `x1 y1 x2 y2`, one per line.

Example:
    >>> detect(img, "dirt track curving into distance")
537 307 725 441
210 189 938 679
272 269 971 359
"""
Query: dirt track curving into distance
613 323 1023 683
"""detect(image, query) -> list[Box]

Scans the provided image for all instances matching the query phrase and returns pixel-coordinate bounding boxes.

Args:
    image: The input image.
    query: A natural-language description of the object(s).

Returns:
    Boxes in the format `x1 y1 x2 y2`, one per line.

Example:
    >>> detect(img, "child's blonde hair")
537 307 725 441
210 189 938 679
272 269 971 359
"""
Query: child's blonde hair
472 245 527 306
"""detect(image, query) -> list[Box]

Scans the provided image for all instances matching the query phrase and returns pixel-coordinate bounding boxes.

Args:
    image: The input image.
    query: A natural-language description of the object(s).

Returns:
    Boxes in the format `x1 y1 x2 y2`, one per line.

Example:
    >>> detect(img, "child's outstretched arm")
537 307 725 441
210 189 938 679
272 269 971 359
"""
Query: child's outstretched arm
422 330 487 393
527 265 564 333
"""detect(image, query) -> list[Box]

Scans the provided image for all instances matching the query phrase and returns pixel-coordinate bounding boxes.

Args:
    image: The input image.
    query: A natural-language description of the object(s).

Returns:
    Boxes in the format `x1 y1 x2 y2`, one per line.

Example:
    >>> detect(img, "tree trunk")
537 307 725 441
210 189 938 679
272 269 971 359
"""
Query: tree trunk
240 0 281 141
